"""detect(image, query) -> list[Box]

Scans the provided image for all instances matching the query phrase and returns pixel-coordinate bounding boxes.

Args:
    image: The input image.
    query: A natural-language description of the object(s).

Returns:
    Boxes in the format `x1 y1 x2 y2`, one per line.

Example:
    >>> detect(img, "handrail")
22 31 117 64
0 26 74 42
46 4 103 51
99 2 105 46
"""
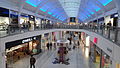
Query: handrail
0 24 120 46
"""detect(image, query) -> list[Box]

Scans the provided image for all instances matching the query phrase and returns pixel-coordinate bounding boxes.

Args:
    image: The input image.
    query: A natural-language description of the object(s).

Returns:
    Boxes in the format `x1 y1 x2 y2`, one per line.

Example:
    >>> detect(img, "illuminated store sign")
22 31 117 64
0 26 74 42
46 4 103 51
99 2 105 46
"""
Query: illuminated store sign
94 37 98 44
22 37 36 43
6 36 38 49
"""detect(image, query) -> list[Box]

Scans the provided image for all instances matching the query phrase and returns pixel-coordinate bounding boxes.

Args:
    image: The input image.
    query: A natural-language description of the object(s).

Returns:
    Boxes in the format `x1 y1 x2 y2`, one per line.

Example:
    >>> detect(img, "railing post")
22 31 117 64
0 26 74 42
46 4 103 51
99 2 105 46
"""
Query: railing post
108 28 111 39
114 29 118 42
101 26 104 35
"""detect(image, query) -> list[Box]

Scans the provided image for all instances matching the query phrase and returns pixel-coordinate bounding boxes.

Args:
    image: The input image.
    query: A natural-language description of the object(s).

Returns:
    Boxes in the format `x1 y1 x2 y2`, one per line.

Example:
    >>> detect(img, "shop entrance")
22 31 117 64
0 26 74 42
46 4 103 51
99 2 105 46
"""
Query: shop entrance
95 49 101 68
113 17 118 27
6 43 29 67
116 64 120 68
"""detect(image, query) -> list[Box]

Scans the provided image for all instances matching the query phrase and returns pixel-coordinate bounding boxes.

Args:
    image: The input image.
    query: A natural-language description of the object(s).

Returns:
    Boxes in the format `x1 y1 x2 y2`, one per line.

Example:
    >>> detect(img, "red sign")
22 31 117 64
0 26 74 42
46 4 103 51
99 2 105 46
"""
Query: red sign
94 37 98 44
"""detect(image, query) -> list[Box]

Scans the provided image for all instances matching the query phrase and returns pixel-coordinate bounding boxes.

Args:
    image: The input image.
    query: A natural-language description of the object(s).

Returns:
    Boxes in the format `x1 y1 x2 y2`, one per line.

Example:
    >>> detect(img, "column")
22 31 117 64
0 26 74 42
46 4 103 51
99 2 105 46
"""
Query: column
100 50 103 68
36 35 42 53
114 0 120 27
0 39 6 68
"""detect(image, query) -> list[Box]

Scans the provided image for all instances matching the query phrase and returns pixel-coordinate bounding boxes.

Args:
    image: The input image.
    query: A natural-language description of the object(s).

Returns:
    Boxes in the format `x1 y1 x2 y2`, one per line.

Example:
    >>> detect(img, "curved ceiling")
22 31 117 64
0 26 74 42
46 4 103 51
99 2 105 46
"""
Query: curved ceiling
2 0 117 22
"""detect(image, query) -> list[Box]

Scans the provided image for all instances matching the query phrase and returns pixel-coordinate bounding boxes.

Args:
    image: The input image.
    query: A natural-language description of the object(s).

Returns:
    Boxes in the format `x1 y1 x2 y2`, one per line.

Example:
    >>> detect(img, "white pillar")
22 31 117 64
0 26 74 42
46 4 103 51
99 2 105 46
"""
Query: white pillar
0 39 6 68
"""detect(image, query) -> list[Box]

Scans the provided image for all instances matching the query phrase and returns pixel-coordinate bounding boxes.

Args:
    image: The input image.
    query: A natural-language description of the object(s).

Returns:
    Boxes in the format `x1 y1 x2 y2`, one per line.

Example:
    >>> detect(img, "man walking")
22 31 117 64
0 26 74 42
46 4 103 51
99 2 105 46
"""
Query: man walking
50 42 52 50
30 55 36 68
46 43 50 50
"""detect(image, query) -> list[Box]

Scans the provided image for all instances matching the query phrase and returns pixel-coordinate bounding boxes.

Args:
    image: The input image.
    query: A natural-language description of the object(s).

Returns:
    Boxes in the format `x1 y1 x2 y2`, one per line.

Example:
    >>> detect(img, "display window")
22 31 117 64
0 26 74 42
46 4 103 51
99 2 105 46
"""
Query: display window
28 15 35 30
35 17 41 28
0 17 9 31
41 34 49 51
10 10 18 26
20 14 29 29
0 7 9 31
6 43 29 67
90 41 95 61
110 13 118 27
104 15 113 26
5 36 40 67
116 64 120 68
101 52 112 68
90 43 101 68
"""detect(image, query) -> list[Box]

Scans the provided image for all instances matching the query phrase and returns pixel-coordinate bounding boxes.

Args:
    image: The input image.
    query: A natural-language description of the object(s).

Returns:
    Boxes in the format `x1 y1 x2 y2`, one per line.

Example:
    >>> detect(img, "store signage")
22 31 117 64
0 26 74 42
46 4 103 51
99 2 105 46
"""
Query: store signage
111 13 118 18
107 48 112 53
6 36 38 49
0 7 9 17
22 38 32 43
94 37 98 44
22 37 37 43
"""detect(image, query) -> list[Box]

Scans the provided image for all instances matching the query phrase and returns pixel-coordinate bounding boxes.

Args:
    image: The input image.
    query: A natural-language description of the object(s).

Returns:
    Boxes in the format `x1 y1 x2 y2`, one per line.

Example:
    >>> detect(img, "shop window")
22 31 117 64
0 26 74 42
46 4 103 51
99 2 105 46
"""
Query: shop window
116 64 120 68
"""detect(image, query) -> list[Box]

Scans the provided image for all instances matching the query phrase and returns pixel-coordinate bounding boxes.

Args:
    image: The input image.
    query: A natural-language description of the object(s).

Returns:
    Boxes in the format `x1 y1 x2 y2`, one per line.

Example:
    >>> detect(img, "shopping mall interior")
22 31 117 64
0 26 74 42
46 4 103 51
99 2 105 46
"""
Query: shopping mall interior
0 0 120 68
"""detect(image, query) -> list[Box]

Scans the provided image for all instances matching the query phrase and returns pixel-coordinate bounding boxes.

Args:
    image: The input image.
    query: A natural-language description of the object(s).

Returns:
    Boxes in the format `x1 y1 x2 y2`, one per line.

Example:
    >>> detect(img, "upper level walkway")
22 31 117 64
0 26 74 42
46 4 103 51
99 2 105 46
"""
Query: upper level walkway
1 24 120 47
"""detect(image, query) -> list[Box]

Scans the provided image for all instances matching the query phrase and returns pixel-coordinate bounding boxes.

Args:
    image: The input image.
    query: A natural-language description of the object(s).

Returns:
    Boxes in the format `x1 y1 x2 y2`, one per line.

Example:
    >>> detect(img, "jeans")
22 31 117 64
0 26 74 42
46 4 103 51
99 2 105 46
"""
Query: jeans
30 64 35 68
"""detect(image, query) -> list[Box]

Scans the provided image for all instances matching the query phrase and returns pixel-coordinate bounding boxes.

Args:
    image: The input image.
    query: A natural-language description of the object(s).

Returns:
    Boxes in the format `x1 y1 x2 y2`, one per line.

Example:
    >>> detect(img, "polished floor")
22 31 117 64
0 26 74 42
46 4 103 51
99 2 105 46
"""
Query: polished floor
7 43 96 68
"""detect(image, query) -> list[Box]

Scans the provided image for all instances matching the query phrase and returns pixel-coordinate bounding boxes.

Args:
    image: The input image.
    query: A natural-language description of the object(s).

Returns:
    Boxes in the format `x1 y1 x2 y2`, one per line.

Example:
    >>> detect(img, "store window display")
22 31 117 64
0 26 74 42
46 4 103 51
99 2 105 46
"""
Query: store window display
28 15 35 31
20 14 29 30
9 10 19 32
0 17 9 31
0 7 9 31
5 36 40 67
101 53 112 68
116 64 120 68
35 17 41 29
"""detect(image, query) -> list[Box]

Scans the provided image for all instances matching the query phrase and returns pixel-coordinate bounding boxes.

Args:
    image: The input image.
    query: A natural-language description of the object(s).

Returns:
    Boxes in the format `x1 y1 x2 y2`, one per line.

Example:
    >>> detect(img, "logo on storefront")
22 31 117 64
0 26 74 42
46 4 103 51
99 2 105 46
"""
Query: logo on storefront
22 38 32 43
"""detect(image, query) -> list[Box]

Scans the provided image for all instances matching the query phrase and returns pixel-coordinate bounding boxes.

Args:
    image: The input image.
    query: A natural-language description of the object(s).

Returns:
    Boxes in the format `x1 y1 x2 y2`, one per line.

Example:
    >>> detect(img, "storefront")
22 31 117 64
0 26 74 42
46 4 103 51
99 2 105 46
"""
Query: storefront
101 51 112 68
20 13 29 30
89 41 101 68
80 32 86 52
5 36 41 67
90 40 112 68
104 15 114 26
41 18 45 28
9 10 19 32
116 64 120 68
0 7 9 31
35 17 41 29
28 15 35 30
41 33 50 51
110 13 118 27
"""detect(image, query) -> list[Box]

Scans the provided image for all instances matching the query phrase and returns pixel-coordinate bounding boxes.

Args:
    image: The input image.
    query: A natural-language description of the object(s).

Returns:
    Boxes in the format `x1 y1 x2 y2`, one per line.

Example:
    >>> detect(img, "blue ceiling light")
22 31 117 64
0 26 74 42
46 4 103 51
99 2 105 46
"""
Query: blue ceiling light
88 15 91 17
96 8 101 11
98 0 112 6
26 0 43 7
86 8 95 15
48 12 52 15
88 2 101 12
26 0 37 7
91 12 95 14
40 8 46 12
52 15 56 17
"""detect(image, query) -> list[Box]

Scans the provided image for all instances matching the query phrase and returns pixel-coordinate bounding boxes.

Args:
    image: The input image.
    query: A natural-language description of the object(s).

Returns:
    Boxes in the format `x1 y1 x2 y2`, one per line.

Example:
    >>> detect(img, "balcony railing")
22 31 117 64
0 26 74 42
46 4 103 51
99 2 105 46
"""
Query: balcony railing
0 24 120 46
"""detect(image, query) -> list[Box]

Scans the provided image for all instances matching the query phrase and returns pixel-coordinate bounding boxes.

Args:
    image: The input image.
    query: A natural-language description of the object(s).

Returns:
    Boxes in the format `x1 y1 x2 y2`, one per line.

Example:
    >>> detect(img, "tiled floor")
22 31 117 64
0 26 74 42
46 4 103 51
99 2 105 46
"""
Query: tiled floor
7 44 96 68
35 48 96 68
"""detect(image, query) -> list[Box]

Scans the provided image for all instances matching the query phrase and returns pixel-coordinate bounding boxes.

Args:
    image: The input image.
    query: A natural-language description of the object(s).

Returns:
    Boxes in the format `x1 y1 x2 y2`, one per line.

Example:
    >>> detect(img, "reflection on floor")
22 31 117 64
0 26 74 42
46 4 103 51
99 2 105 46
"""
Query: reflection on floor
8 47 96 68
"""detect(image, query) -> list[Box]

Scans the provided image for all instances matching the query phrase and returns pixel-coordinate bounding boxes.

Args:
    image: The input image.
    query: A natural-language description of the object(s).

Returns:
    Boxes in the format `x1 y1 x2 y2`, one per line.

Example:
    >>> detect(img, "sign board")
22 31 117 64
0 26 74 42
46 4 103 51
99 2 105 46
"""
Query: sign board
5 36 39 49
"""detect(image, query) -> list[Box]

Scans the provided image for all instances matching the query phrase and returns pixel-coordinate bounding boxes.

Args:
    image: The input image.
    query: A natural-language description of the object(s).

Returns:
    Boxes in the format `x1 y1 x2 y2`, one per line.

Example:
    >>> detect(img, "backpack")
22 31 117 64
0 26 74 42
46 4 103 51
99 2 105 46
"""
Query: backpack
30 57 36 64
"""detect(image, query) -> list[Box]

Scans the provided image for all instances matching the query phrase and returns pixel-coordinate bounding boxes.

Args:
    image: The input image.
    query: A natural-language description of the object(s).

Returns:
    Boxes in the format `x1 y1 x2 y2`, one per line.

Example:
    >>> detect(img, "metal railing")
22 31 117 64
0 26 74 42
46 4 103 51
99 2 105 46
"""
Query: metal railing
0 24 120 46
